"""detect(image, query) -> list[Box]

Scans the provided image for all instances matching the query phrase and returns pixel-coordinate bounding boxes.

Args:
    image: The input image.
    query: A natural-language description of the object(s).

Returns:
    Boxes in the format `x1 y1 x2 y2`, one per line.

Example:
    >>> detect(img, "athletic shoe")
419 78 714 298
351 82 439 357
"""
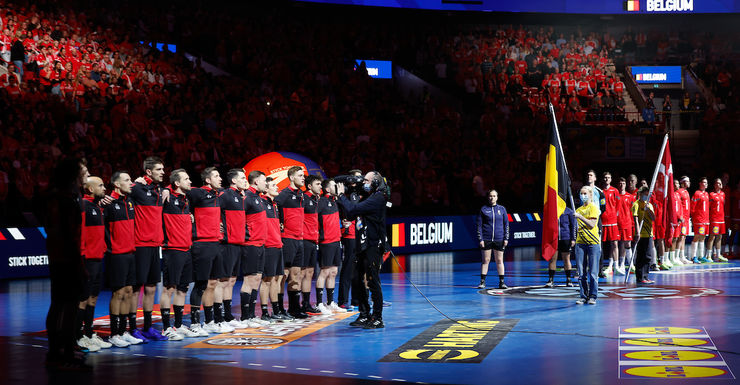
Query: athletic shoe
717 255 729 262
673 256 683 265
142 327 168 341
565 280 574 287
329 302 347 313
663 259 673 269
349 314 370 327
129 329 149 343
108 335 130 348
77 336 100 352
271 312 293 322
90 333 112 349
575 298 586 304
615 267 626 275
587 298 597 305
122 331 144 345
603 266 613 275
363 318 384 329
227 319 248 329
699 257 711 263
217 322 235 332
303 304 321 315
692 257 700 264
544 280 554 288
638 279 655 285
176 325 201 338
260 314 276 324
477 281 486 289
681 257 692 264
162 327 184 341
203 321 223 334
250 317 271 326
288 310 308 319
498 283 508 289
650 264 660 272
240 318 264 328
188 323 209 337
629 265 636 273
659 263 671 271
316 303 333 315
598 270 606 278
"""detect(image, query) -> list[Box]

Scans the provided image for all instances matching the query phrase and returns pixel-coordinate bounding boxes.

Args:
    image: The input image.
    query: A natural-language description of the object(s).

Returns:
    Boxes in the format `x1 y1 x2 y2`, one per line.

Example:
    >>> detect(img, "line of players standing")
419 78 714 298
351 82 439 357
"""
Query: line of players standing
75 157 366 351
547 170 733 287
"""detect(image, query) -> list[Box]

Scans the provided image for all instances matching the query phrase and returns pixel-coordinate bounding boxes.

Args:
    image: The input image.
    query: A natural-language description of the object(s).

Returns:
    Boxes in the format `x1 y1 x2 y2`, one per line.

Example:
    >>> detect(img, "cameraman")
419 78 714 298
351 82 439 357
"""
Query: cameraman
337 169 362 309
335 171 388 329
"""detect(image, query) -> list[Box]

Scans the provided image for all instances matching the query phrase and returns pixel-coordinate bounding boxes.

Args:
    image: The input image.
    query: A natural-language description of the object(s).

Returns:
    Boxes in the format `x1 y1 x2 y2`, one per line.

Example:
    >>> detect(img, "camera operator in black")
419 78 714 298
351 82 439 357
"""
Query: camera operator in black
335 171 389 329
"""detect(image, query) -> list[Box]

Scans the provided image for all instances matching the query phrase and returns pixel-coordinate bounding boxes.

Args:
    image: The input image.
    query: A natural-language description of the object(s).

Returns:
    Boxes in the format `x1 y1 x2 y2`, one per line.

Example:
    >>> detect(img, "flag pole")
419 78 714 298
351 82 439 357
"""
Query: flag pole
548 103 576 211
624 133 669 284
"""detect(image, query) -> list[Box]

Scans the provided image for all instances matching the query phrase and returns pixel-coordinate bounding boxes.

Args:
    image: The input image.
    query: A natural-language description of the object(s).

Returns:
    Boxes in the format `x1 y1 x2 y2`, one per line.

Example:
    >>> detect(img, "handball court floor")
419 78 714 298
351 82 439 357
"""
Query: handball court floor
2 246 740 385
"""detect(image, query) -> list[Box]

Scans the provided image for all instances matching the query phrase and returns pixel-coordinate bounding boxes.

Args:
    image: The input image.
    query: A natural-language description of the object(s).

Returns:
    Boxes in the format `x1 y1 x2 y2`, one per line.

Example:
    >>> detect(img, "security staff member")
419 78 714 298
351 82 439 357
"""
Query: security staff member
336 171 389 329
476 189 510 289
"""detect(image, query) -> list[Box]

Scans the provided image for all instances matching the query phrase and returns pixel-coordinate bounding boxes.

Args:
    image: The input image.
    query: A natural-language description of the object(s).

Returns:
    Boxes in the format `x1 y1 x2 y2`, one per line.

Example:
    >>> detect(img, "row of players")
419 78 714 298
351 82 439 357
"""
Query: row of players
547 171 732 287
76 157 367 351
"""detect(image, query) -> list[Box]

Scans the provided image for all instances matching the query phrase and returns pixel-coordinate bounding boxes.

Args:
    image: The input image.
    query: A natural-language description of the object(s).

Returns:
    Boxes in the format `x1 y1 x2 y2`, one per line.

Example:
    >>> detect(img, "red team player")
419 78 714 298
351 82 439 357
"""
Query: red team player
600 172 622 274
650 190 669 270
677 176 692 263
707 178 728 262
241 171 270 327
668 179 685 266
261 177 290 321
275 166 307 319
690 177 710 263
616 177 634 273
301 175 322 314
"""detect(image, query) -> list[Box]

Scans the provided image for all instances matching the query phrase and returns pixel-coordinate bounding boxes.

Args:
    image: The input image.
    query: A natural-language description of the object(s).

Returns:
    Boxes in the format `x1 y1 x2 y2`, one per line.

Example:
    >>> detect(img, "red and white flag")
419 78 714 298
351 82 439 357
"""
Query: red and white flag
651 138 677 240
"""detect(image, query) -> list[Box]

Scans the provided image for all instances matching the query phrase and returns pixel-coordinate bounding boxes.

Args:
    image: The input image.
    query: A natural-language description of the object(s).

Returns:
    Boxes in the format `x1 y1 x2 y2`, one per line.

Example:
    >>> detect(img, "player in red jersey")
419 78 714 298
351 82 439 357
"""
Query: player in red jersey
707 178 728 262
690 177 710 263
668 179 685 266
730 179 740 256
600 172 622 274
677 176 692 263
616 177 635 273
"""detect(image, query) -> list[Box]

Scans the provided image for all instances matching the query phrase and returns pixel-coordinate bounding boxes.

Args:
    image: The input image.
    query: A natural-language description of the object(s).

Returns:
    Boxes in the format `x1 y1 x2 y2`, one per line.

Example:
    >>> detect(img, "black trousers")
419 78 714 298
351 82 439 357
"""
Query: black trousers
353 245 384 318
634 237 653 282
338 238 356 306
47 263 85 359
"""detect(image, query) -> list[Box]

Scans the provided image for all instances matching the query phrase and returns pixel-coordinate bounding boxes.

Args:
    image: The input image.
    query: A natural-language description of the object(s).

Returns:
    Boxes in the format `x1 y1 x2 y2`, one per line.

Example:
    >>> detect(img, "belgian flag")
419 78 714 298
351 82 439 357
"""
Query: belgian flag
542 104 572 261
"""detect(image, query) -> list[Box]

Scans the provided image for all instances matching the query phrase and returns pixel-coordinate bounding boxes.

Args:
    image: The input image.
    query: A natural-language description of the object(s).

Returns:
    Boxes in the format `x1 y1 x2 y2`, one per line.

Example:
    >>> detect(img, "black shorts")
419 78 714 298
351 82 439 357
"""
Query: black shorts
82 259 103 298
319 242 341 268
191 241 222 281
558 240 574 253
162 249 192 291
282 238 304 268
108 253 135 289
135 246 161 286
241 245 265 276
222 244 243 277
480 240 505 251
302 240 318 268
263 247 284 277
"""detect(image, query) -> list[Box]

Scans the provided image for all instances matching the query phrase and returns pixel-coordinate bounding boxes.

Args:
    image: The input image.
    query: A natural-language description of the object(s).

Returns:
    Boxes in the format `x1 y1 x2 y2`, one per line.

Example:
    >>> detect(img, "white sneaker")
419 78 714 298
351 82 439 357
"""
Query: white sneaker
78 336 101 352
251 317 271 326
217 322 235 333
90 333 112 349
316 303 333 315
329 302 347 313
243 318 264 328
203 321 222 334
122 331 143 345
176 325 201 338
614 267 626 276
189 323 209 337
664 259 673 268
162 327 184 341
682 257 693 264
227 319 248 329
109 335 131 348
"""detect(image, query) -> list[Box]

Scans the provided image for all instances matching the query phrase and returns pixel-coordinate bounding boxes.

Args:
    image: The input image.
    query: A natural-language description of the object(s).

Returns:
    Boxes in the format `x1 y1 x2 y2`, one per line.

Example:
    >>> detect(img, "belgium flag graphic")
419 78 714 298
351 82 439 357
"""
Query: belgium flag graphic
542 105 572 261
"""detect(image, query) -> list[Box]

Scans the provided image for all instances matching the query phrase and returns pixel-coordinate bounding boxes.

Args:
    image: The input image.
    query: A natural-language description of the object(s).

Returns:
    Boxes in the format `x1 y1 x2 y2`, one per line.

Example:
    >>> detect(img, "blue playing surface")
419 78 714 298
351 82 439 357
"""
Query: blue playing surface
2 246 739 384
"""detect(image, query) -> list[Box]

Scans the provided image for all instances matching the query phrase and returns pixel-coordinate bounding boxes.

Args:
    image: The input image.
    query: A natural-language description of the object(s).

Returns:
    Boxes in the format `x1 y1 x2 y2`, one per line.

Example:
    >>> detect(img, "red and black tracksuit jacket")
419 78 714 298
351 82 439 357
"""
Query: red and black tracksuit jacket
162 187 192 251
318 194 341 244
187 186 222 242
221 187 247 245
130 176 164 247
275 186 303 240
262 195 282 248
302 191 319 242
81 195 105 260
104 191 136 255
244 187 267 247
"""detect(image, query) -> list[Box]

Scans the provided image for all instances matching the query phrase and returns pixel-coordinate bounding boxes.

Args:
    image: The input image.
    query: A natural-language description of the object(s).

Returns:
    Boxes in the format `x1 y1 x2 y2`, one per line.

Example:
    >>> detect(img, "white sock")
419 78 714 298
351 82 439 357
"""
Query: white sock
690 242 698 258
698 247 704 258
668 250 675 261
625 249 633 267
607 259 614 269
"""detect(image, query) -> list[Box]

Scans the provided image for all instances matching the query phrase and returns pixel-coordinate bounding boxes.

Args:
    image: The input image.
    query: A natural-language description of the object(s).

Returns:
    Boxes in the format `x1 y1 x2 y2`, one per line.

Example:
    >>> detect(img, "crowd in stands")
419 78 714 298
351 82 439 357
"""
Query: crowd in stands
0 2 737 226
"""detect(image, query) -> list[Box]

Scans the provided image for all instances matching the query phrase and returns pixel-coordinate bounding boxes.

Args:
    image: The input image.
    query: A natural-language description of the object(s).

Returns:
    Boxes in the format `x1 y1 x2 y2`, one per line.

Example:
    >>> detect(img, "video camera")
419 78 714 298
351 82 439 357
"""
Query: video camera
333 173 392 203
